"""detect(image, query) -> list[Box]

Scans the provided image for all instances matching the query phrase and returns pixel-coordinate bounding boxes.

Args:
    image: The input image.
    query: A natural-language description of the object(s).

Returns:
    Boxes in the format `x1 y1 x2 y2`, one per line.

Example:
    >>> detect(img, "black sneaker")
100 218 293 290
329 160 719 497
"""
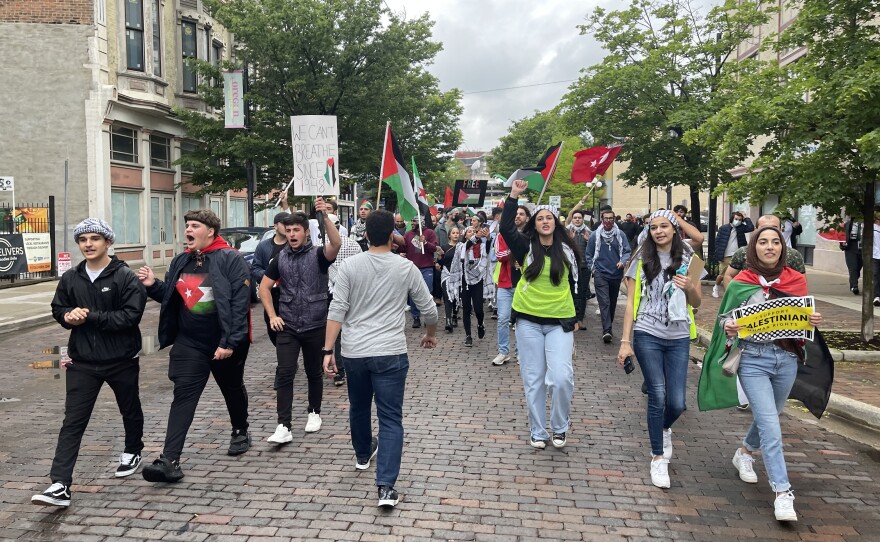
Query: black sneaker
852 287 860 295
464 335 473 347
356 437 379 470
378 485 399 508
641 381 648 395
602 332 612 344
445 318 453 333
551 433 567 448
529 436 547 449
477 325 486 339
115 452 142 477
142 455 184 483
333 372 346 387
228 429 251 456
412 317 421 329
31 482 71 507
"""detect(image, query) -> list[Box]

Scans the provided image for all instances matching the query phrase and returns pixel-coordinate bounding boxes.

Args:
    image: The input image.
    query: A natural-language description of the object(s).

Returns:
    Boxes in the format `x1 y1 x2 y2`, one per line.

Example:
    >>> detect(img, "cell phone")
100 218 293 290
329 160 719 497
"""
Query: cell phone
623 356 635 374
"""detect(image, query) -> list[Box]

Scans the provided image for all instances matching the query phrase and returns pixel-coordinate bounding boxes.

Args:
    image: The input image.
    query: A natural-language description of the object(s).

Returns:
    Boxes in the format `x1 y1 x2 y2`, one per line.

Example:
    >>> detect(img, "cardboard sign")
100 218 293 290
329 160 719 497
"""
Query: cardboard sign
290 115 340 196
451 179 487 207
733 295 815 341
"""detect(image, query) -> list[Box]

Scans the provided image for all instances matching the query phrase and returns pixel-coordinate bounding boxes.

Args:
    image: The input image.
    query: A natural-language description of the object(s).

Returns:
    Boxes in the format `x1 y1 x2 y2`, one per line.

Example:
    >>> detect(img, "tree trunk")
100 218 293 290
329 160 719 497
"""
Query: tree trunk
862 180 874 343
690 185 702 231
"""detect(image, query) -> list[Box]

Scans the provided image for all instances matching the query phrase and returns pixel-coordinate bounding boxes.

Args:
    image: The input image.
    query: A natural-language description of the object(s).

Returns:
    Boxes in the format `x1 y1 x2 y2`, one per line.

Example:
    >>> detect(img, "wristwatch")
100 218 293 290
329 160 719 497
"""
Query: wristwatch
321 348 334 356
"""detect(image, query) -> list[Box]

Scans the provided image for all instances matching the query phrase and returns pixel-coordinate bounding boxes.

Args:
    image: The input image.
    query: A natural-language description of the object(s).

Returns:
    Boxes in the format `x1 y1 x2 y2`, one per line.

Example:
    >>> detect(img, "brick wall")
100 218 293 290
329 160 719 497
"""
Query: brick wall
0 0 93 25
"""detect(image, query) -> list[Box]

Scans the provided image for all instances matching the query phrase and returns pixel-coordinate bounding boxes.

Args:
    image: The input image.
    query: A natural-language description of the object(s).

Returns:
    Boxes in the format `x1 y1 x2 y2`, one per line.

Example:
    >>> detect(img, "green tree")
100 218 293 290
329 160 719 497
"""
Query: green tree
488 109 564 177
561 0 768 229
689 0 880 341
178 0 462 206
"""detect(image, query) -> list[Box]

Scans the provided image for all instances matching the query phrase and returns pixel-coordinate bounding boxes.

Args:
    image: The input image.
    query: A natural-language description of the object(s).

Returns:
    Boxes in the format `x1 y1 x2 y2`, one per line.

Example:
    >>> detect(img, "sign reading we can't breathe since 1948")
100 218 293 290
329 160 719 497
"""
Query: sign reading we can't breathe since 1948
290 115 340 197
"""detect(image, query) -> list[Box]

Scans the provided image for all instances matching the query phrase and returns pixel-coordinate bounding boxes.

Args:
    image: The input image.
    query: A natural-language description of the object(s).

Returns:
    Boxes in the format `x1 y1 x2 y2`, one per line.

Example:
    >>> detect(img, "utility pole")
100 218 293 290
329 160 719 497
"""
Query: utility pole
244 65 255 227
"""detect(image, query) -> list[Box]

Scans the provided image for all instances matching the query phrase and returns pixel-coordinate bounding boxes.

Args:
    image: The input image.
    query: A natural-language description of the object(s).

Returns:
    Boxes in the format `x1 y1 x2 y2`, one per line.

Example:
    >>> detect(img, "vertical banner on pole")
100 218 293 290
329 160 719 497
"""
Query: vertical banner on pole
223 71 246 129
290 115 340 196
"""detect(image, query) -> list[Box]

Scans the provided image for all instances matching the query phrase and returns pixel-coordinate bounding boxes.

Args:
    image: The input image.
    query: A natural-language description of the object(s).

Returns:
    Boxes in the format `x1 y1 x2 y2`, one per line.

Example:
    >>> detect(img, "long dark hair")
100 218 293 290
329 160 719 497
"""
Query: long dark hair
628 222 686 284
521 210 581 285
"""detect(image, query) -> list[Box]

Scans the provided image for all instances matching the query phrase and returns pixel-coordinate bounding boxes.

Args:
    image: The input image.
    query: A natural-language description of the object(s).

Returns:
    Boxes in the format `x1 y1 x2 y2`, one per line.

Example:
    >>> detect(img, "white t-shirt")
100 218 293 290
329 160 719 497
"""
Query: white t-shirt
724 227 740 258
86 266 106 283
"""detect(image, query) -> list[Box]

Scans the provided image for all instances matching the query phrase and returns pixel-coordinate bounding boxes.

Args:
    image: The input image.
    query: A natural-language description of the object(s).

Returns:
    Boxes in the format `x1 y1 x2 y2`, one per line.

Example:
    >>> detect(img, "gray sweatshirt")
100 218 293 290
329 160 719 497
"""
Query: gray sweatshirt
328 251 438 358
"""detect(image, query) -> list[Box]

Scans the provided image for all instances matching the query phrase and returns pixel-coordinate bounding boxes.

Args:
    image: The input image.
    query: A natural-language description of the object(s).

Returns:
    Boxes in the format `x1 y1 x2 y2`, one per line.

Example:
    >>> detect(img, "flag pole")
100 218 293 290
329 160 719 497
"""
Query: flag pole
536 141 564 206
273 177 295 208
376 121 390 207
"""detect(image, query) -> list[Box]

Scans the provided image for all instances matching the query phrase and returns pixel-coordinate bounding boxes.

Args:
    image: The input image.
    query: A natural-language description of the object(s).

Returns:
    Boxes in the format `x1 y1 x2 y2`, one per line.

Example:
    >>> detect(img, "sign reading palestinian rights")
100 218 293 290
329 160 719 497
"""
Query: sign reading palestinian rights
733 295 815 341
290 115 340 196
223 71 246 129
0 234 27 275
451 180 487 207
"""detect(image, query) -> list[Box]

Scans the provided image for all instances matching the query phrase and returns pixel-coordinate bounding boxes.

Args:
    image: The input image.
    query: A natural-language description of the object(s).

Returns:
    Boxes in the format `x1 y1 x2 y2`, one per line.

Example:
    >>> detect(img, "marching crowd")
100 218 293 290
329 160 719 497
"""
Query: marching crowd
33 179 825 523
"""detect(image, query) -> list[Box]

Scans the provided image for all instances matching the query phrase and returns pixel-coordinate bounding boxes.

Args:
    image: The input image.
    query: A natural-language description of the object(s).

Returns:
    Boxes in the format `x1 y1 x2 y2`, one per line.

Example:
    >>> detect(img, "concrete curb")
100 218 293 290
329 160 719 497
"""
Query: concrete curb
694 327 880 433
0 314 55 336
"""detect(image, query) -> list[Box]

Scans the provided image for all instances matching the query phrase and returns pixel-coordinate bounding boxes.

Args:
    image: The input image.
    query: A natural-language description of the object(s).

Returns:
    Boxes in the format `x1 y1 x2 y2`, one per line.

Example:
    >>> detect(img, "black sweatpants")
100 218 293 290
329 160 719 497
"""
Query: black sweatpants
443 282 458 321
163 342 249 461
275 326 325 426
50 358 144 486
461 280 484 337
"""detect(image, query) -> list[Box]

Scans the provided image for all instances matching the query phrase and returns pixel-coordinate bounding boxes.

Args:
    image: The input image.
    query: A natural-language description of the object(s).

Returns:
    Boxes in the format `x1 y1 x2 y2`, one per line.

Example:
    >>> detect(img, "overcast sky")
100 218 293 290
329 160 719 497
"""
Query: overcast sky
383 0 617 152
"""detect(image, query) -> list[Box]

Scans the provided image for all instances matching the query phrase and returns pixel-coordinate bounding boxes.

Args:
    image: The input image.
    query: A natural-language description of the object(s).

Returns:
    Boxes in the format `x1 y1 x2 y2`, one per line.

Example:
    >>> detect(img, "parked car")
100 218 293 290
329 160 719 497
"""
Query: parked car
219 227 274 301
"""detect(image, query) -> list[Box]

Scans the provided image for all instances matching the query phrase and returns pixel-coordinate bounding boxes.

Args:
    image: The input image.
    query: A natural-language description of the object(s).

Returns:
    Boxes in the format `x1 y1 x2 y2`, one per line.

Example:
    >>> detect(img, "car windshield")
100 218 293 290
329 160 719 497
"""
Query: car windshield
223 232 262 253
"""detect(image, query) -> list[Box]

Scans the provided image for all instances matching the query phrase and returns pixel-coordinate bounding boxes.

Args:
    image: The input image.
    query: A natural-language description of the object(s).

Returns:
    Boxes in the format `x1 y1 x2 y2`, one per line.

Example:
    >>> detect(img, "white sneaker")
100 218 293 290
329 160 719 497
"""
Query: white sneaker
595 307 601 315
774 490 797 522
732 448 758 483
267 424 293 444
712 284 720 298
304 412 322 433
662 429 673 459
491 353 510 366
650 458 670 489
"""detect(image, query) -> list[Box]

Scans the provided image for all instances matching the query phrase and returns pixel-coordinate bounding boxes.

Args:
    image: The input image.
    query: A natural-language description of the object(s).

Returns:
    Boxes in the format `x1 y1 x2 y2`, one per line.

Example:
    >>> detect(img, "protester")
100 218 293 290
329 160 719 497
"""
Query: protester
565 205 593 330
446 222 490 347
327 214 364 387
398 215 438 329
351 201 373 251
500 180 580 449
393 214 407 237
617 210 700 489
840 217 864 295
251 211 293 346
438 227 462 332
138 209 252 483
779 212 802 248
259 201 341 444
712 211 754 298
712 226 822 522
619 213 641 250
491 204 530 365
33 219 148 507
585 207 632 343
673 205 705 254
323 209 438 509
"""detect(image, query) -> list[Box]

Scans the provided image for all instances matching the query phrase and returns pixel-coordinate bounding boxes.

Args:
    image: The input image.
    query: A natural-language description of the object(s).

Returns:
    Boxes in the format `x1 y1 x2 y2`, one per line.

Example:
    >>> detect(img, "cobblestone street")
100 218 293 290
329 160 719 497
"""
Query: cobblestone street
1 301 879 541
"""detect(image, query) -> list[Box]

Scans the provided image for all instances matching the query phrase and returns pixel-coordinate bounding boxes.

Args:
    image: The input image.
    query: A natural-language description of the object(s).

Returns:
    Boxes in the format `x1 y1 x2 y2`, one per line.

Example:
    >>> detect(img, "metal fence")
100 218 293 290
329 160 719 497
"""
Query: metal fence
0 197 56 284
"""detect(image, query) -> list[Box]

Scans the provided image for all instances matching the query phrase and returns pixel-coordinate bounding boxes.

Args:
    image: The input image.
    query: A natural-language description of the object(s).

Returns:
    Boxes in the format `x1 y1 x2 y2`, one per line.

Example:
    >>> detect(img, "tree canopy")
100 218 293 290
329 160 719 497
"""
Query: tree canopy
178 0 463 204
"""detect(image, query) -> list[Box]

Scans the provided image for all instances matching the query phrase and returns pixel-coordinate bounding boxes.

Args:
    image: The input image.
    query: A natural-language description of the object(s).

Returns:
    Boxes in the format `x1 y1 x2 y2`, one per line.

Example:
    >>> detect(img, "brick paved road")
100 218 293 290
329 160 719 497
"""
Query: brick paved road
1 300 879 541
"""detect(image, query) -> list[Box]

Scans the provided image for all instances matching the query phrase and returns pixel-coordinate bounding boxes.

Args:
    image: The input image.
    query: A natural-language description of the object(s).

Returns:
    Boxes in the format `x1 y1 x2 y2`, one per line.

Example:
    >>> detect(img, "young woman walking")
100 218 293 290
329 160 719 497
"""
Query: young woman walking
446 221 489 346
499 180 580 449
438 227 461 333
617 210 701 489
707 226 822 522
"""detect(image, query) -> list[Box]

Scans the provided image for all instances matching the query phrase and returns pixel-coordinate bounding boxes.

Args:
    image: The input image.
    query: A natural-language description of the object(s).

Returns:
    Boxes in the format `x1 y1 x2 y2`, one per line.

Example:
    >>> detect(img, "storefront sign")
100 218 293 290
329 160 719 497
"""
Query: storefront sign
0 235 26 275
223 70 246 129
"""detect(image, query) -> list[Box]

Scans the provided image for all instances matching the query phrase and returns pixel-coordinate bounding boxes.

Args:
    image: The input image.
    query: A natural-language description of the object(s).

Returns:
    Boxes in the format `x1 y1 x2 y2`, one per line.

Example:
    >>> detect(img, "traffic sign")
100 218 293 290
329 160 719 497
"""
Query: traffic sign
0 177 13 191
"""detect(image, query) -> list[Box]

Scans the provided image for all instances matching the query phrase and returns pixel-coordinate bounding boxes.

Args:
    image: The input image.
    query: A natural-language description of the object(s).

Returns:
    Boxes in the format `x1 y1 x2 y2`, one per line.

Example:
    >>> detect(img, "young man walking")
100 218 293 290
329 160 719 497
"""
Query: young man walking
259 200 340 444
323 209 438 509
585 208 631 343
137 209 252 483
251 211 293 346
34 219 147 507
491 204 530 365
398 215 438 329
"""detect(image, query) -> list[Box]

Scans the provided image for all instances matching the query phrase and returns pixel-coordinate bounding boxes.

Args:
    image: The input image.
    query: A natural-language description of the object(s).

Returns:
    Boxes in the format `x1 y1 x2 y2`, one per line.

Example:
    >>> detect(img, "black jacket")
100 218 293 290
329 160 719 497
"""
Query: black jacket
146 246 251 350
51 257 147 363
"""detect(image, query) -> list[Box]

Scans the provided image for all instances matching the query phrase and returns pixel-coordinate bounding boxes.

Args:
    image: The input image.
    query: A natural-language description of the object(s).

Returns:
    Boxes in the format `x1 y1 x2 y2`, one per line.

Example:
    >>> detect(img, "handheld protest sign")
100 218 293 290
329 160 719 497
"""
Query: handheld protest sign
733 295 816 341
291 115 340 196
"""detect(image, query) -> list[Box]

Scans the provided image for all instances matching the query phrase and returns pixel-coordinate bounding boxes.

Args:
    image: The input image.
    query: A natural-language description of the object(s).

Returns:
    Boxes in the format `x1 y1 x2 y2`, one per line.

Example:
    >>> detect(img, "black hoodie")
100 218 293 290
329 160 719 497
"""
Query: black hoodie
51 256 147 363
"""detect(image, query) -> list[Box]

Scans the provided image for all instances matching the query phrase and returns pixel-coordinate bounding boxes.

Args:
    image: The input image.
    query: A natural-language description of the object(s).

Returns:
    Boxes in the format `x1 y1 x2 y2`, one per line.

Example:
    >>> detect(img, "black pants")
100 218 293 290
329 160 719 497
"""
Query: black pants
163 342 249 461
573 267 592 321
844 250 863 290
461 280 484 337
275 326 325 425
442 281 458 321
433 265 443 298
50 358 144 486
263 290 281 346
594 272 622 335
874 259 880 299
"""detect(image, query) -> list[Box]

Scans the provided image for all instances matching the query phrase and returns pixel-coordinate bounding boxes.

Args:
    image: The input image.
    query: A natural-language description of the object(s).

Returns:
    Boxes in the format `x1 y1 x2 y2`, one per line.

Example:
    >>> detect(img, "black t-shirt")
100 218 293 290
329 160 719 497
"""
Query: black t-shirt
440 243 458 270
175 256 222 353
264 245 333 282
266 240 288 303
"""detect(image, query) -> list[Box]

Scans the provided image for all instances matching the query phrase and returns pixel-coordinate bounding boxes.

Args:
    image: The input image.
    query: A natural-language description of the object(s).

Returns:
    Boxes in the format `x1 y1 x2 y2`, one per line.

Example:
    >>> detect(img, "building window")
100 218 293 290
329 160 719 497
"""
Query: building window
124 0 145 71
179 141 198 172
150 134 171 168
151 0 161 76
211 41 222 86
229 199 246 227
182 196 202 212
111 126 139 163
182 20 198 93
111 191 141 244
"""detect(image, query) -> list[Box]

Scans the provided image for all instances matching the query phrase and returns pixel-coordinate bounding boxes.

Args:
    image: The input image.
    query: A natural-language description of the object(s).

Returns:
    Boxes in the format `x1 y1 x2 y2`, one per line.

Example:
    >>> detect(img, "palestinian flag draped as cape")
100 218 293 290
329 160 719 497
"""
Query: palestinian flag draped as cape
698 268 834 419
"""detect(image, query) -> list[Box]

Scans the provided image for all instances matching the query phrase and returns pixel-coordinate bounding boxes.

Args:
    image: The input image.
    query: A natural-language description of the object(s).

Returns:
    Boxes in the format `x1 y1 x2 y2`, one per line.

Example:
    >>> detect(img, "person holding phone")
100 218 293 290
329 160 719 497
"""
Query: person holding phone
617 210 701 489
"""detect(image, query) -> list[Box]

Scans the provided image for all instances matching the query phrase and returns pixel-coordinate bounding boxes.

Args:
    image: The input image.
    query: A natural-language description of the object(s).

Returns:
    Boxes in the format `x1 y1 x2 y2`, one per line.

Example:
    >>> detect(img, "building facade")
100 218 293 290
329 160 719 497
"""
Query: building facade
0 0 266 266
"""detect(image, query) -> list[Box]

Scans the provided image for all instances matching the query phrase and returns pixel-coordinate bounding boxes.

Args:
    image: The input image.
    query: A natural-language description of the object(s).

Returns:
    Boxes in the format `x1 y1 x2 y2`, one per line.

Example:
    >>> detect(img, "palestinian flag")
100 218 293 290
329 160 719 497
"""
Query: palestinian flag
444 186 453 209
380 125 419 226
503 142 563 192
324 157 337 191
698 269 834 418
411 157 432 230
457 189 481 205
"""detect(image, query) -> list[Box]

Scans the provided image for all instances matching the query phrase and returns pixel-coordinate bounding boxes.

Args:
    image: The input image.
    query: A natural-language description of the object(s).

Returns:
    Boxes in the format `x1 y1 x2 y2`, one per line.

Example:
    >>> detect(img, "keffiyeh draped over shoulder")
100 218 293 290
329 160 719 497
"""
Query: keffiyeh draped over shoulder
446 239 488 304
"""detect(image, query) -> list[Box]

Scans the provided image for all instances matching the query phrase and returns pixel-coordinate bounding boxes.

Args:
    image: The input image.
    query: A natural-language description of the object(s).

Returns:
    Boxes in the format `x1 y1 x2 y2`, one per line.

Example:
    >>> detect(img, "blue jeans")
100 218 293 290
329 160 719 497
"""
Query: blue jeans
632 331 690 456
408 268 434 319
342 354 409 488
496 287 514 355
738 341 799 492
516 319 574 440
593 272 622 335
